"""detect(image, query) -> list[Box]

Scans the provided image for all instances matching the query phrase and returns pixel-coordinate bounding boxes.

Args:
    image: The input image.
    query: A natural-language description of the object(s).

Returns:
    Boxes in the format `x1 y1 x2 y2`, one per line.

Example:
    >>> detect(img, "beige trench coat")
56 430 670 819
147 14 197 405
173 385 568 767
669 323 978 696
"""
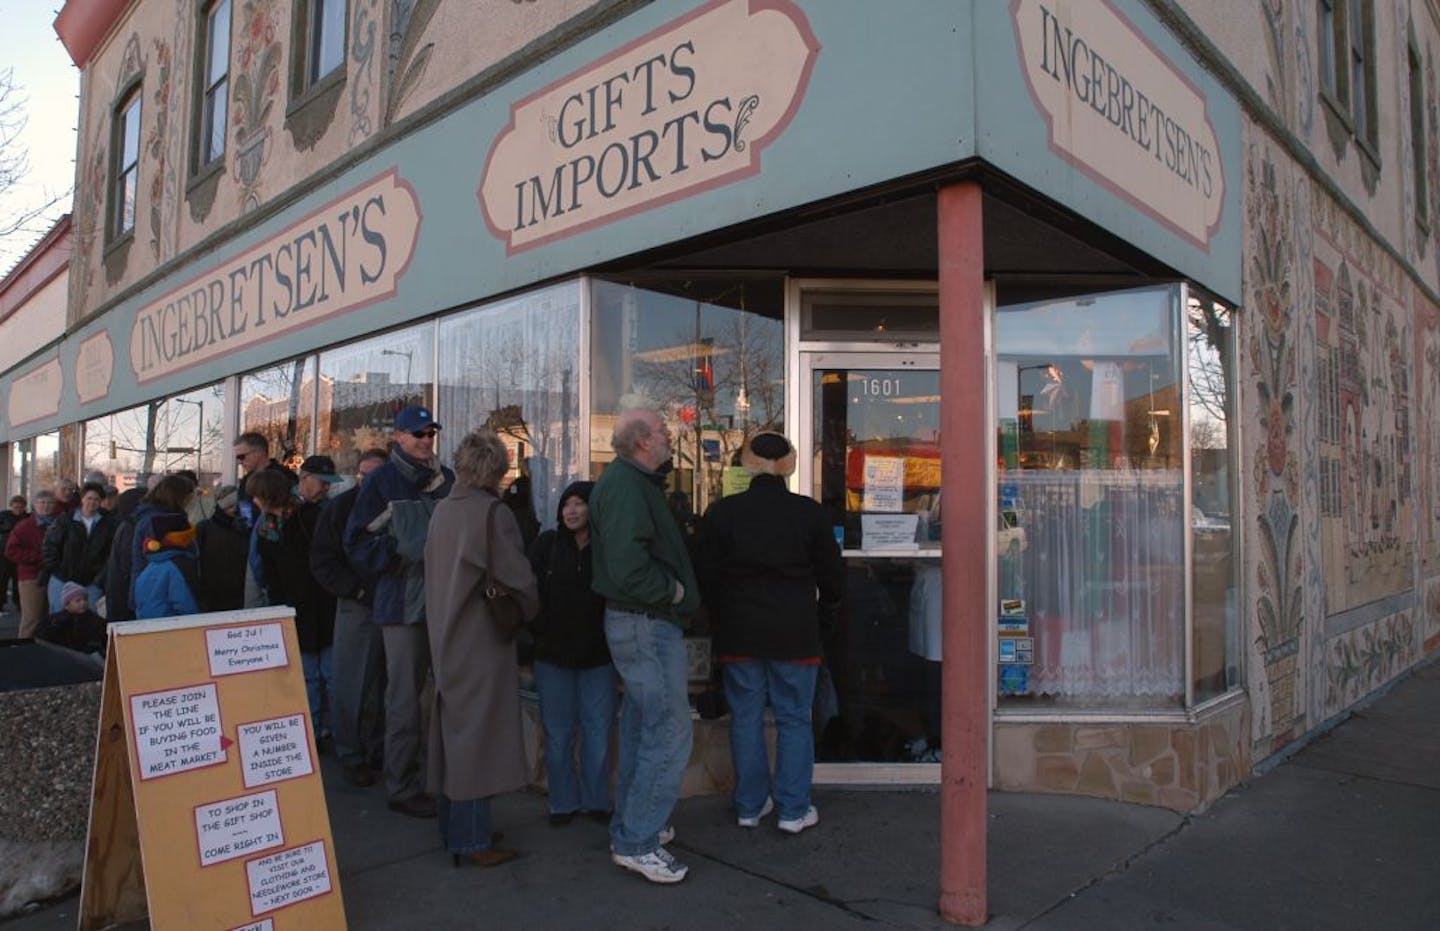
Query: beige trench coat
423 483 539 800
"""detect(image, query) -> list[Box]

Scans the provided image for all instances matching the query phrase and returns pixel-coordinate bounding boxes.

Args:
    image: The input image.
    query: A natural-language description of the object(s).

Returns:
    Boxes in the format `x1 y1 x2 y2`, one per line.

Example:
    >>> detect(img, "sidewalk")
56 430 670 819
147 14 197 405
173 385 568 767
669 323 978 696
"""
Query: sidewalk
6 642 1436 929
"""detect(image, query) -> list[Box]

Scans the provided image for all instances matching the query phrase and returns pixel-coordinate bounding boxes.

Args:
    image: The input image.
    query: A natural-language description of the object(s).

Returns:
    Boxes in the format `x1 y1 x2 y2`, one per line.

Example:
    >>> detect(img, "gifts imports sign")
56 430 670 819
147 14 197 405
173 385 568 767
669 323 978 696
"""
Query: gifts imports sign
478 0 819 254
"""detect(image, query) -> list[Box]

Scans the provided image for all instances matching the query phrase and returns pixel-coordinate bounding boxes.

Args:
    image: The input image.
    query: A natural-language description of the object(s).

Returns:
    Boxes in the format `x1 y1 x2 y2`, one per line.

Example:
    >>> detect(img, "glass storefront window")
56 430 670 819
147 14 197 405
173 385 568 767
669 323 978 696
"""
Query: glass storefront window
241 356 318 470
590 276 785 521
995 284 1185 709
318 323 436 476
437 283 579 534
1188 295 1239 702
165 384 227 489
82 384 226 491
10 433 60 499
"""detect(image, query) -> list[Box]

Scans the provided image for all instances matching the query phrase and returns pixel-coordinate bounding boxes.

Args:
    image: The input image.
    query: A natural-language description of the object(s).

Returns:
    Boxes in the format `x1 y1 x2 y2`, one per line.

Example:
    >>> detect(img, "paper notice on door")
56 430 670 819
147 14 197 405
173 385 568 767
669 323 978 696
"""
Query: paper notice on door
861 513 920 551
862 456 904 512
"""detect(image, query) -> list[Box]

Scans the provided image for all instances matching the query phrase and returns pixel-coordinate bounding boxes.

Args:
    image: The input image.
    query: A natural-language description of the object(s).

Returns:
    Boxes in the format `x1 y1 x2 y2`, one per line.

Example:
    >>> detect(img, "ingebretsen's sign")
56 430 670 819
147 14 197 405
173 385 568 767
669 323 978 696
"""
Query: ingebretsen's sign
129 170 421 383
1013 0 1225 249
478 0 819 254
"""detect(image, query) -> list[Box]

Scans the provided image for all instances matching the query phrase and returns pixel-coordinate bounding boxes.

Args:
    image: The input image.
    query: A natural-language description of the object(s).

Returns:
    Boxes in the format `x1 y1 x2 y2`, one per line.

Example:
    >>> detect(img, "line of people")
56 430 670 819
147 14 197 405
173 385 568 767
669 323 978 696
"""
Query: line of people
1 402 843 887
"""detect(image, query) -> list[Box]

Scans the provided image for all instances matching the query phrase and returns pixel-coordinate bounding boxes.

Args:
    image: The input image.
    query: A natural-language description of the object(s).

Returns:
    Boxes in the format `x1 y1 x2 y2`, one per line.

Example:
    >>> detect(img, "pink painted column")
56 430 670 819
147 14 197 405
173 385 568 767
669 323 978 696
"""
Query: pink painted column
937 181 988 926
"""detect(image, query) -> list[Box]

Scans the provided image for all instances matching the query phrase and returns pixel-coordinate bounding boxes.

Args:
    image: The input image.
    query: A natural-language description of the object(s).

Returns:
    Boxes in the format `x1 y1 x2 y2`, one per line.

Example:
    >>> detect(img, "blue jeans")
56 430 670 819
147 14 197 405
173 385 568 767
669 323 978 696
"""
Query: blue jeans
605 609 692 856
534 660 617 815
302 646 334 737
723 660 819 822
436 795 494 854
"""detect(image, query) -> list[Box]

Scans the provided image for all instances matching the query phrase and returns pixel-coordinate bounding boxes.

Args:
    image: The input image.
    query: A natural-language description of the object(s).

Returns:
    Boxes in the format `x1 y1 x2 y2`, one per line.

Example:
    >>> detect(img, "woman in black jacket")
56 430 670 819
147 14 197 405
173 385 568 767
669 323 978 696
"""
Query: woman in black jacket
43 482 117 612
527 480 616 826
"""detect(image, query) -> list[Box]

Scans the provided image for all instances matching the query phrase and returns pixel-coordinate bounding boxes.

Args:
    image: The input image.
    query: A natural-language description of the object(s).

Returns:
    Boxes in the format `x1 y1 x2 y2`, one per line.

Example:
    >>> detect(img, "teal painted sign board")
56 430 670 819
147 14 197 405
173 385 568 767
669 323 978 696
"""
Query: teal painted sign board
2 0 1238 442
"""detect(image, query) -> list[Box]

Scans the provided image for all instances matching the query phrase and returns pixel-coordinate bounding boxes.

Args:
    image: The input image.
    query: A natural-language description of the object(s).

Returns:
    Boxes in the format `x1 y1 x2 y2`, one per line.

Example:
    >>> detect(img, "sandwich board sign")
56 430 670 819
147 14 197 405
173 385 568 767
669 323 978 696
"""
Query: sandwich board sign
79 607 346 930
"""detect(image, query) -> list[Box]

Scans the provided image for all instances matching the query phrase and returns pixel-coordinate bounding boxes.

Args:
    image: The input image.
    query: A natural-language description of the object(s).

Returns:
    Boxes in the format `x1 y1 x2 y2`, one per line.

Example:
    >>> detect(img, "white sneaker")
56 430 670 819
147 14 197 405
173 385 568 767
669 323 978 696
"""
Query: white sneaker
608 825 675 854
777 805 819 835
611 846 689 884
736 796 774 828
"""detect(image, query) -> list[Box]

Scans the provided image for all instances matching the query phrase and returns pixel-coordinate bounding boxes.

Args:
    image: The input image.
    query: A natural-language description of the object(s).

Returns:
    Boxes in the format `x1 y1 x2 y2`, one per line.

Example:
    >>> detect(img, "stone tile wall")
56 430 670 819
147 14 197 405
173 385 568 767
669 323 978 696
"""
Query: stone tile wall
992 699 1251 812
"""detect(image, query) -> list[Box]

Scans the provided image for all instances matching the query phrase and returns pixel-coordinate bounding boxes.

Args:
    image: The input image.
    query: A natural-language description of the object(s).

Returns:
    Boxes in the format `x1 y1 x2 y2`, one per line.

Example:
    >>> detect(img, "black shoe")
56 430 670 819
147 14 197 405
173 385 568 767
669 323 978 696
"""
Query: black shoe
548 812 575 827
343 764 375 787
388 795 437 818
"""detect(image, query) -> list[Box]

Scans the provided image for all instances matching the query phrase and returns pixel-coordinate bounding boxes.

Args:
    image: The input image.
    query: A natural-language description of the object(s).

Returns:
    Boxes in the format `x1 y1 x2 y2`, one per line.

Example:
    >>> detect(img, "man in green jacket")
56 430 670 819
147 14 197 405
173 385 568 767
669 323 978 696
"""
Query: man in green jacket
590 405 699 885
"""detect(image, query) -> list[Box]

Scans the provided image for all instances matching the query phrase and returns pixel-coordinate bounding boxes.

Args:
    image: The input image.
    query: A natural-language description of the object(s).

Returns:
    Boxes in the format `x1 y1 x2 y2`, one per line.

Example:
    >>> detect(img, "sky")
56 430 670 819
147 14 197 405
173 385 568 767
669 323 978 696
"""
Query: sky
0 2 80 274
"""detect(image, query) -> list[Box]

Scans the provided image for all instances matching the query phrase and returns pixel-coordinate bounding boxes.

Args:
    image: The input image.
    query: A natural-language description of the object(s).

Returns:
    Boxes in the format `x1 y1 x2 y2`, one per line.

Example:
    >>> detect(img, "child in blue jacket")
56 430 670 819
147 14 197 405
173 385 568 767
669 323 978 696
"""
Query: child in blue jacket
133 512 201 619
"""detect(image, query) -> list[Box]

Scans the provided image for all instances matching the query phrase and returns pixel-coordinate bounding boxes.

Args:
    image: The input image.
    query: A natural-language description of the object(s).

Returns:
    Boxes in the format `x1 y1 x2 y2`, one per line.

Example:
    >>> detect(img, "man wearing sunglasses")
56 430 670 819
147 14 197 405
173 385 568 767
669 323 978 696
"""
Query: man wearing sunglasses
233 431 297 512
345 405 455 818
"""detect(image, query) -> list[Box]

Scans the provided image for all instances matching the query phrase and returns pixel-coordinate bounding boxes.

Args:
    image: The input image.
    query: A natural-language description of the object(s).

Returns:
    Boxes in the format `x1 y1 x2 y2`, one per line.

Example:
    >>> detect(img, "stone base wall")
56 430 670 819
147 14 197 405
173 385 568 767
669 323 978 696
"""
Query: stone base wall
992 697 1251 812
520 698 741 801
0 682 103 917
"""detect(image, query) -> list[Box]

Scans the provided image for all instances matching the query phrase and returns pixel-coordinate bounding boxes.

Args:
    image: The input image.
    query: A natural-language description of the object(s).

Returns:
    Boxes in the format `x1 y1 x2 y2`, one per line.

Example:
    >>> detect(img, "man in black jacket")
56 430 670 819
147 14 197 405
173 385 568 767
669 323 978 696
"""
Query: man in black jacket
312 448 387 787
696 432 844 836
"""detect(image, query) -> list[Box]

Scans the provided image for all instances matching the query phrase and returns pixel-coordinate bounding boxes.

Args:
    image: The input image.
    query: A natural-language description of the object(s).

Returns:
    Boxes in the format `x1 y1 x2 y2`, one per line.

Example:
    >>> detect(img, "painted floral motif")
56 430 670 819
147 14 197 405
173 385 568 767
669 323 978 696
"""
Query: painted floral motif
1324 613 1415 715
145 38 172 259
349 0 380 144
1245 143 1306 750
232 0 281 211
70 137 108 314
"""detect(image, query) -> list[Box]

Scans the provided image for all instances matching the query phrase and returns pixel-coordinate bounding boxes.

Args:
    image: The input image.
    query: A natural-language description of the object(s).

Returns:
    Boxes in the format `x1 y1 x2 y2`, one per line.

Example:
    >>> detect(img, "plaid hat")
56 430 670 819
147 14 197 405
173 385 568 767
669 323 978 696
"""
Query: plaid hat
61 581 89 608
394 405 441 433
741 431 797 478
299 455 342 484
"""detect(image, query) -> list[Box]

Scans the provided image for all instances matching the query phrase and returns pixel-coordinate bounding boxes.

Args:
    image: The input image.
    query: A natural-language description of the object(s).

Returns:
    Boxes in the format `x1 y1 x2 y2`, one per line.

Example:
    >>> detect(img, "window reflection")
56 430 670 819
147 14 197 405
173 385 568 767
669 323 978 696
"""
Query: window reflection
83 384 227 491
590 276 784 520
317 324 434 475
1188 296 1238 701
996 285 1185 708
241 357 317 470
438 282 580 541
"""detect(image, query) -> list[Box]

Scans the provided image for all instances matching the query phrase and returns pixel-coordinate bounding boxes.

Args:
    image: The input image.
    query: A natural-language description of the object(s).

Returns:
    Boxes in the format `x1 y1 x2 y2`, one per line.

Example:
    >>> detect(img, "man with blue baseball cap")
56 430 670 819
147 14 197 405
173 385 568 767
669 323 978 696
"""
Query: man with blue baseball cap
344 404 454 818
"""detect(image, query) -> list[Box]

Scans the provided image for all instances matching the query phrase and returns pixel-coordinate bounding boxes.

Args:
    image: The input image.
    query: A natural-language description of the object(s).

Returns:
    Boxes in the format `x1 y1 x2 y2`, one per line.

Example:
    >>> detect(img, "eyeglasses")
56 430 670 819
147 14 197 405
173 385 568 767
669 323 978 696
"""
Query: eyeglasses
410 429 439 439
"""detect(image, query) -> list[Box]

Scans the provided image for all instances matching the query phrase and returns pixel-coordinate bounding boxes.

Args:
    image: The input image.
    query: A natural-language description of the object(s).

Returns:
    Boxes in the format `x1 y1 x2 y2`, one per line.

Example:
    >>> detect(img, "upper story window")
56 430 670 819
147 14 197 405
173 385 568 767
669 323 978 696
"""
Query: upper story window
1347 0 1375 150
1318 0 1379 161
1318 0 1340 95
306 0 346 87
110 89 142 241
1409 34 1428 233
198 0 232 168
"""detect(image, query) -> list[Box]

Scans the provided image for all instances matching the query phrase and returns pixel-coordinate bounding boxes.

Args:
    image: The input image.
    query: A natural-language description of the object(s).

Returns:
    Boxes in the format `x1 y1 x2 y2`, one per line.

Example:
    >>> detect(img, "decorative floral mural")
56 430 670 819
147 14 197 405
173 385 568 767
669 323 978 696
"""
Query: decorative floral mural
232 0 281 212
1324 611 1416 715
145 37 172 260
349 0 381 145
1244 141 1308 751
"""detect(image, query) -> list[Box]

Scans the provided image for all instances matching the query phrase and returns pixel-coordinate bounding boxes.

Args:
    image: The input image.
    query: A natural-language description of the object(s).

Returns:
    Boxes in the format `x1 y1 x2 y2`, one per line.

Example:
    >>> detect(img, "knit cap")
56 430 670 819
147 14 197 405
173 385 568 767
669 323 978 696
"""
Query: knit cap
61 581 89 609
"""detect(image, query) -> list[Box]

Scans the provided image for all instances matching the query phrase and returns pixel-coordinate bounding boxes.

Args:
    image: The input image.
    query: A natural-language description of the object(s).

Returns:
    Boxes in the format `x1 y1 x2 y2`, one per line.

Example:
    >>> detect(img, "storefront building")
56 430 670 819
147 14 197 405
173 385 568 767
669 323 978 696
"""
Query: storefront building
3 0 1436 818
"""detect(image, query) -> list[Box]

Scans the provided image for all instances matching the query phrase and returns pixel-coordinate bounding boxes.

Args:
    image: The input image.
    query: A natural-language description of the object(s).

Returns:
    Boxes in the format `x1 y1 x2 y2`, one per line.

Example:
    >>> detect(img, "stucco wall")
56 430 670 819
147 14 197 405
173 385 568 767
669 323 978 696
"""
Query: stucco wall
0 272 67 373
67 0 604 325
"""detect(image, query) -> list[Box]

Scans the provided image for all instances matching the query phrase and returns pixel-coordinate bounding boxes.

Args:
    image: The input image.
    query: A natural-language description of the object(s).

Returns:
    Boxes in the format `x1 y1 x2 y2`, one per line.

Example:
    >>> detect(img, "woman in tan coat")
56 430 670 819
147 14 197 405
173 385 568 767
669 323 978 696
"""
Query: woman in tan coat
424 429 539 867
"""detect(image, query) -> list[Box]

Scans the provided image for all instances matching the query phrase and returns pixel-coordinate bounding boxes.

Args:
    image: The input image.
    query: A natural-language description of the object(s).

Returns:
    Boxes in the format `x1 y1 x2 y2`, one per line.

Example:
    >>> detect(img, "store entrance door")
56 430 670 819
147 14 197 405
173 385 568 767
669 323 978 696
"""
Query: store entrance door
799 351 946 777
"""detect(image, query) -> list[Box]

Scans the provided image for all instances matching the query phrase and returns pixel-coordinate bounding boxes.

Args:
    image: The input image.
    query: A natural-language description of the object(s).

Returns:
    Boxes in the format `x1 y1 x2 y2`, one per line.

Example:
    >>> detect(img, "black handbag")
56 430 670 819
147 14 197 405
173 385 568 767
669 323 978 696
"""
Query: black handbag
483 502 525 642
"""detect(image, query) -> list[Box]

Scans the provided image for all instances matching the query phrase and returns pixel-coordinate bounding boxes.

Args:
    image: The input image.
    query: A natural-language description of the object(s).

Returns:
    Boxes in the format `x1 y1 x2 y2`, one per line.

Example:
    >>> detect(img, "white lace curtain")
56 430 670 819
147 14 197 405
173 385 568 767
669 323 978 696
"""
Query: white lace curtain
1008 470 1185 701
